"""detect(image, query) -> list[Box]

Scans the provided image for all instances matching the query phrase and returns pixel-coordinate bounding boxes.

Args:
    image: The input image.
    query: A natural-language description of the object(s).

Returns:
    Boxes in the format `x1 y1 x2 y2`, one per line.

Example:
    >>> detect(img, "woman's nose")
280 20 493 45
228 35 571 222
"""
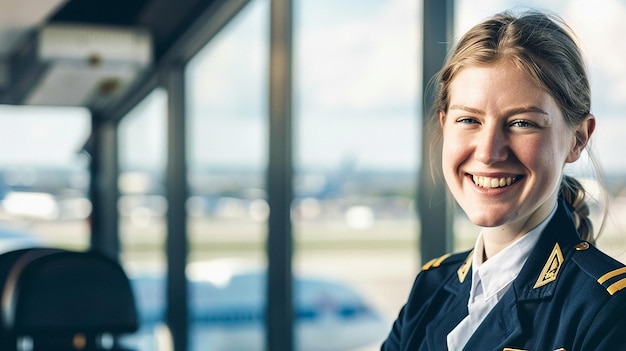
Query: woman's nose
474 127 508 165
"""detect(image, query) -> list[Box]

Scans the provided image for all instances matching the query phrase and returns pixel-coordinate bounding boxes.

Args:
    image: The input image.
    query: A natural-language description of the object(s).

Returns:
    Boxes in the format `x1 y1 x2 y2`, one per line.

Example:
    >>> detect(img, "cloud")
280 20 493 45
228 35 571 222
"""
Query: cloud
296 0 419 115
185 0 421 170
187 0 268 119
0 105 90 167
564 0 626 106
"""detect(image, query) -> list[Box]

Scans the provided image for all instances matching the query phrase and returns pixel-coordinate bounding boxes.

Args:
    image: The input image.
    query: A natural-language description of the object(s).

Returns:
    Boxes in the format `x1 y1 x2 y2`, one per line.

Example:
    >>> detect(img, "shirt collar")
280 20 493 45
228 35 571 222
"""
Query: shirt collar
469 202 558 301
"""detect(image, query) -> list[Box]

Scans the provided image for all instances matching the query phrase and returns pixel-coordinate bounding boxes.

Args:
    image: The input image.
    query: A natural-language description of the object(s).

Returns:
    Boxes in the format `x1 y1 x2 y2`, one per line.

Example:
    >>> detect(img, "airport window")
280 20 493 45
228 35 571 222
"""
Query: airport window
117 88 169 350
118 88 167 266
0 105 91 252
293 0 420 348
185 0 269 349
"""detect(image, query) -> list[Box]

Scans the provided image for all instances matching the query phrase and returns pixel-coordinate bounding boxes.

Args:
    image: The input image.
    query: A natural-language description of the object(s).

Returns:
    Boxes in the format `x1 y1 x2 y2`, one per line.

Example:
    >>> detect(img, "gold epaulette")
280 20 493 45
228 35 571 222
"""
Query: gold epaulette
571 241 626 296
597 267 626 296
421 253 452 271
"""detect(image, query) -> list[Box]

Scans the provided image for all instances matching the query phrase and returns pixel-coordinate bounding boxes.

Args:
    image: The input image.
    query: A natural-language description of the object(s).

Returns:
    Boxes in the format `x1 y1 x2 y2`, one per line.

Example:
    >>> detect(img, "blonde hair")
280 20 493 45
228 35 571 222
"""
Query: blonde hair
431 10 604 241
560 175 595 241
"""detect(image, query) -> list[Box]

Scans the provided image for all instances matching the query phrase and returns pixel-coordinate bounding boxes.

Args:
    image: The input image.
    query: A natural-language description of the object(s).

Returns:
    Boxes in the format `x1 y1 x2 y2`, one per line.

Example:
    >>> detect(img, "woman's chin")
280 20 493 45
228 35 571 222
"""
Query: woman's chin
464 212 511 228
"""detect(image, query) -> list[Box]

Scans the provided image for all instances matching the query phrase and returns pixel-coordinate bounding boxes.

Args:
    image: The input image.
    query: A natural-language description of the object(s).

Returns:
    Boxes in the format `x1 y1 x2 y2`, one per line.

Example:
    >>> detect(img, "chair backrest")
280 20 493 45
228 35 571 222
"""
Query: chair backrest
0 248 65 350
0 248 139 351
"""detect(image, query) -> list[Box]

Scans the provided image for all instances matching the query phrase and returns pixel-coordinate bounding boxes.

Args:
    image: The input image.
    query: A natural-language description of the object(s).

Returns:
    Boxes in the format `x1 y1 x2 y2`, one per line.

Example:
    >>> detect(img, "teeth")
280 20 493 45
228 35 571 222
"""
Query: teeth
472 175 516 189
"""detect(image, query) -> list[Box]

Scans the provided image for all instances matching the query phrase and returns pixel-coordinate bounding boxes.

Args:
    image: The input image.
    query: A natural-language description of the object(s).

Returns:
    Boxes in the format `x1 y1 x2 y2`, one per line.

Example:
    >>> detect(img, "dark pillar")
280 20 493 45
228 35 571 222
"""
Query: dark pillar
89 115 120 260
266 0 293 350
164 64 189 351
419 0 454 262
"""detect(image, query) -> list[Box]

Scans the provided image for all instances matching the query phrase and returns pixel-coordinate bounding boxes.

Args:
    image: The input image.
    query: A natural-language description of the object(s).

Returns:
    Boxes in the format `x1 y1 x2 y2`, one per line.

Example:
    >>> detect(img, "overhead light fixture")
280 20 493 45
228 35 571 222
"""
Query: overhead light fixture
6 23 152 109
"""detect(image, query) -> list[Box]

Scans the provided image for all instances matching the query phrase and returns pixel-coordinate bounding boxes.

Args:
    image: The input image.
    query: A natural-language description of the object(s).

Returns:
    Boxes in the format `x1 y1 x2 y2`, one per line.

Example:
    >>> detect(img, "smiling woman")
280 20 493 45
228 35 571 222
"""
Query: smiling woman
441 60 592 242
382 10 626 351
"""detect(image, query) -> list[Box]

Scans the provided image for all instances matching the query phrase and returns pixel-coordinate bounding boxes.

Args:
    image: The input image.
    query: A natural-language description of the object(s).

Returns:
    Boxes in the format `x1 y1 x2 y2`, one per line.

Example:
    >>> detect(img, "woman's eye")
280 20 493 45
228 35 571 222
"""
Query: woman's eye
510 120 536 128
457 117 479 125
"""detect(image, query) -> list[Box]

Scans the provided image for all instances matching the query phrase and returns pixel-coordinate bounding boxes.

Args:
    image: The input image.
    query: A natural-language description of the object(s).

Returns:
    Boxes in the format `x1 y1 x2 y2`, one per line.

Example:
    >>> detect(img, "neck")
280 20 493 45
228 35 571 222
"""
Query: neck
480 200 556 260
481 227 526 259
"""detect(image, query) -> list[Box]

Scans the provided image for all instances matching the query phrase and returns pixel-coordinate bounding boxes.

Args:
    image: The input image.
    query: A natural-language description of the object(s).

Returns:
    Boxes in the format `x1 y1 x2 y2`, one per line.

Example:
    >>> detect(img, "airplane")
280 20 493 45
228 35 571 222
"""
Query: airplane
120 259 390 351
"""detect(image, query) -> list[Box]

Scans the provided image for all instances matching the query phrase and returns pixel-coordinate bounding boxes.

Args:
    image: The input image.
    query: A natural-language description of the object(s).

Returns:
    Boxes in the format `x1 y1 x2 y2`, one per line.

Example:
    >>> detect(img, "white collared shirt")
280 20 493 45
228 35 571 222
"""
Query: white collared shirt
446 203 557 350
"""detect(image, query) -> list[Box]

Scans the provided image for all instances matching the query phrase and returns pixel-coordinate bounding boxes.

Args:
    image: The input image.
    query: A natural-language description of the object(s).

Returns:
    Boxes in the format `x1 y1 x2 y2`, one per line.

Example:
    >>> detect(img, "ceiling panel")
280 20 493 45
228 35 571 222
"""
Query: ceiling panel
0 0 69 56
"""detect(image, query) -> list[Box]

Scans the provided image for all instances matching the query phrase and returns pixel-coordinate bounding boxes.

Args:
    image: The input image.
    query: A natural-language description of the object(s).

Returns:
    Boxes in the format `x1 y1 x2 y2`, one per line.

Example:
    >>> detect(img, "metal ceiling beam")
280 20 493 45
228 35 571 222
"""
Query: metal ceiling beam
99 0 250 123
157 0 250 64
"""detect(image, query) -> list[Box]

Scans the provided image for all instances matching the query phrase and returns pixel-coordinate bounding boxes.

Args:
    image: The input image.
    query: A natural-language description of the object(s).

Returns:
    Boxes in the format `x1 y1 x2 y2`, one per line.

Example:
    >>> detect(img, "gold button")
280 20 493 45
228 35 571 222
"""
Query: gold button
575 242 590 251
73 333 86 349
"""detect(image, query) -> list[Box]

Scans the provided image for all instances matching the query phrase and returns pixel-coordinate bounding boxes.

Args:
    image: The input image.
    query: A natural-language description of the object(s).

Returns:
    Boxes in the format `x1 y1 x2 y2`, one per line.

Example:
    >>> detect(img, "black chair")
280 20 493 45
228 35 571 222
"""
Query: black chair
0 247 65 350
0 248 139 350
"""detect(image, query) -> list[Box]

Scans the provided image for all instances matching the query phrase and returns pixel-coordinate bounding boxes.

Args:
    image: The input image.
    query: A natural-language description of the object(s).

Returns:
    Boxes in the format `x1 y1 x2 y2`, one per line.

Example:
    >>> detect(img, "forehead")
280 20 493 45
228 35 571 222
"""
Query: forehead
448 60 553 109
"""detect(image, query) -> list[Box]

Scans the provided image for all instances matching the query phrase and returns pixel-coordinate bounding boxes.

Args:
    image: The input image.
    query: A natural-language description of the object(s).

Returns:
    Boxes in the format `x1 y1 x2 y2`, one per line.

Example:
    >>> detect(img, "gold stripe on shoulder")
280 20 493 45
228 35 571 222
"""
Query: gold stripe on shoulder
421 253 452 271
457 251 473 283
503 348 527 351
432 253 451 268
598 267 626 285
421 258 437 271
606 277 626 295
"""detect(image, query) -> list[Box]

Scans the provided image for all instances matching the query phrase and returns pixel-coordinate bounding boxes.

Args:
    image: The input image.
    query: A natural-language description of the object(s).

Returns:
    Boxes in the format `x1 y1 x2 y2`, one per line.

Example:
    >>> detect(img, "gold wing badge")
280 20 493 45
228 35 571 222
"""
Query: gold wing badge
457 251 473 283
533 243 564 289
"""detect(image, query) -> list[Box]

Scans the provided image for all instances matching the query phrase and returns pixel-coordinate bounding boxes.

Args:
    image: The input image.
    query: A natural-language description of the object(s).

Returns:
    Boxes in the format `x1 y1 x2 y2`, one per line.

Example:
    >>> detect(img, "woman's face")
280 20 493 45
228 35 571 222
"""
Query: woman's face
440 60 586 233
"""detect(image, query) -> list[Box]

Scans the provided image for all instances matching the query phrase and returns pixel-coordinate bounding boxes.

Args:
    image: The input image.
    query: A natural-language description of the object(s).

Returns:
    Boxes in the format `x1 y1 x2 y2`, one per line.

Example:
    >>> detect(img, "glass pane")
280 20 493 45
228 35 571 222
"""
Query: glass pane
186 0 268 349
294 1 420 349
453 1 626 262
117 88 168 350
0 105 91 252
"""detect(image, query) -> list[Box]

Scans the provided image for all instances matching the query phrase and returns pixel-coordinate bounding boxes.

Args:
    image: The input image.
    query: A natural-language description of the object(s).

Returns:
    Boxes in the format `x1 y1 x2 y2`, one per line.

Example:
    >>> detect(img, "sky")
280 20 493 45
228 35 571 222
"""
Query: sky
2 0 626 175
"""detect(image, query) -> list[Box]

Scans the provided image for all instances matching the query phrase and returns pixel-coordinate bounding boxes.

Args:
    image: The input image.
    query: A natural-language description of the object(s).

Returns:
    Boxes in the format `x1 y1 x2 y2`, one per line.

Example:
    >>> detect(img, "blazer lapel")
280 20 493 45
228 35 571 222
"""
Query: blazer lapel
461 286 524 350
513 200 579 301
423 256 473 350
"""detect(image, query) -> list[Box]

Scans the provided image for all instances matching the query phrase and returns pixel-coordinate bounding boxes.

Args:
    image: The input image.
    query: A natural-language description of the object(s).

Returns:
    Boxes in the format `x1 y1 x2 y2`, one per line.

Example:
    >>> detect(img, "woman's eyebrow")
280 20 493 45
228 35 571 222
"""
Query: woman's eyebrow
504 106 549 116
448 104 484 114
448 104 549 116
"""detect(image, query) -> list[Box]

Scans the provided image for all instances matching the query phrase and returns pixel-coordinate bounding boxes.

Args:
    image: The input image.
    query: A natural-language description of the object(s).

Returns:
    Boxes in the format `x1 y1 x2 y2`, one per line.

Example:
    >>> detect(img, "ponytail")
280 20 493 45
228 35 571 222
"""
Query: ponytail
559 175 594 242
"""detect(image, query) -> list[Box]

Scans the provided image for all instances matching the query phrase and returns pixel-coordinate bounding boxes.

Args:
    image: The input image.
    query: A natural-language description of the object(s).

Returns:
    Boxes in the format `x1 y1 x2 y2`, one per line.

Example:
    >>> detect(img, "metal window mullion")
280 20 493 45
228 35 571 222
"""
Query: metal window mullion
164 63 189 351
267 0 294 350
419 0 454 263
89 114 120 260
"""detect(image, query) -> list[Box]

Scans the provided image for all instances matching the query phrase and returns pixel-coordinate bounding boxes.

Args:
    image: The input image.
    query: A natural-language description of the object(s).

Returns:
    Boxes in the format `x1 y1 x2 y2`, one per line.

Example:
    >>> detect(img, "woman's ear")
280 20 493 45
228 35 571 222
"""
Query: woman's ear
439 111 446 127
566 114 596 163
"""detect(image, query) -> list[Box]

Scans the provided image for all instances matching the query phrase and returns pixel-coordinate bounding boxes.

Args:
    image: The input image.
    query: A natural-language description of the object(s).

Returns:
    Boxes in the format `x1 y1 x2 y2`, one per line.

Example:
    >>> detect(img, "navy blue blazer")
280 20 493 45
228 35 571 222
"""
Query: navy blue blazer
382 200 626 351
